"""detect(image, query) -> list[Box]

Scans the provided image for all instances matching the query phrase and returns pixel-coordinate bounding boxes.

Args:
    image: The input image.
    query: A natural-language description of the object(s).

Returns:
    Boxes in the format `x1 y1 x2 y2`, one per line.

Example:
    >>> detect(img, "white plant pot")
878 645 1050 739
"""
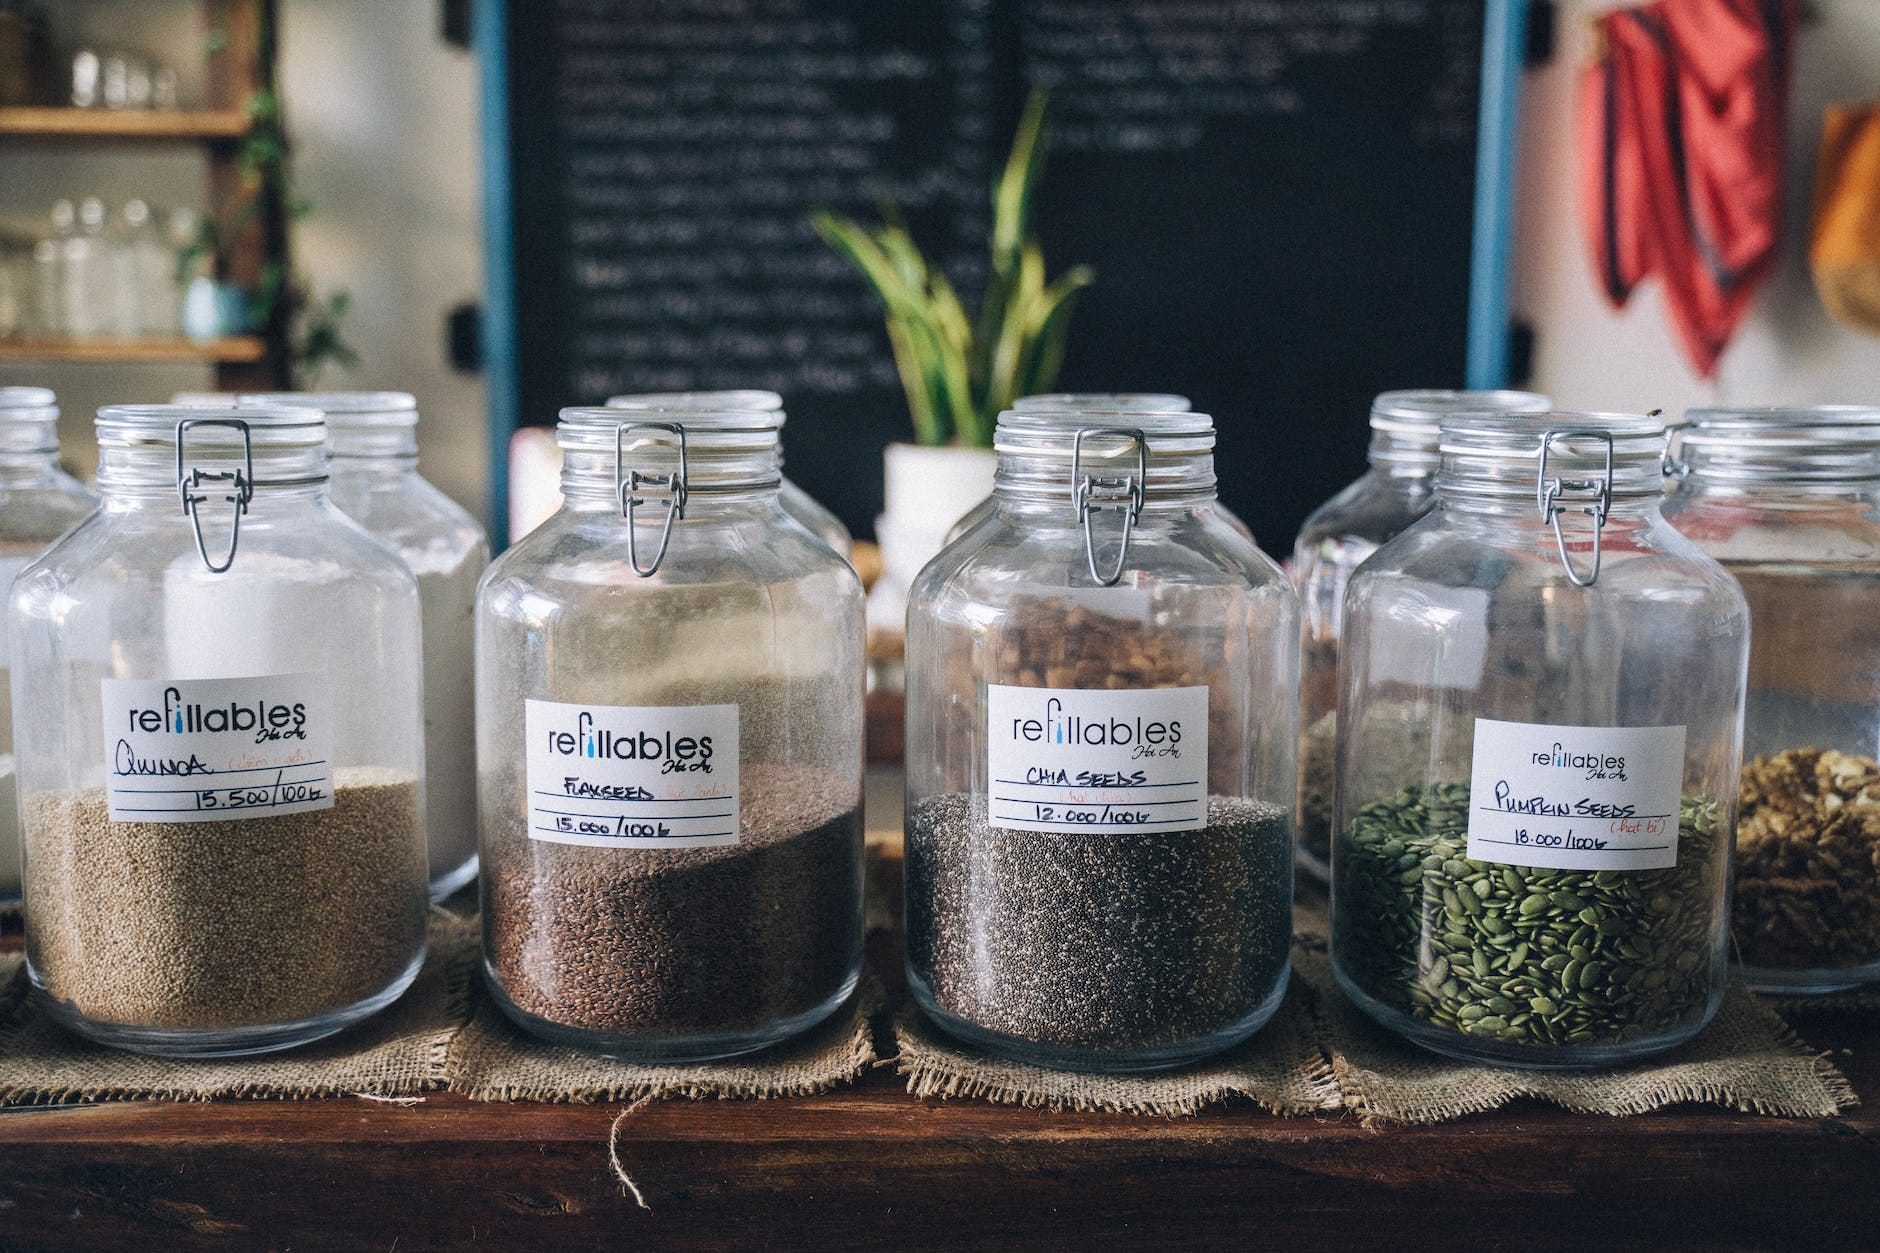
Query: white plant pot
867 442 997 637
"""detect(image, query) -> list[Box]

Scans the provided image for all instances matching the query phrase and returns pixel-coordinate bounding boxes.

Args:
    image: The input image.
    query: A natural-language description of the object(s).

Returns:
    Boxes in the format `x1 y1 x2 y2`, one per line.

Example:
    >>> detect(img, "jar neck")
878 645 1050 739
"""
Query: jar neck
0 448 68 486
559 446 782 509
994 448 1217 507
96 442 329 505
328 422 420 464
1366 426 1440 475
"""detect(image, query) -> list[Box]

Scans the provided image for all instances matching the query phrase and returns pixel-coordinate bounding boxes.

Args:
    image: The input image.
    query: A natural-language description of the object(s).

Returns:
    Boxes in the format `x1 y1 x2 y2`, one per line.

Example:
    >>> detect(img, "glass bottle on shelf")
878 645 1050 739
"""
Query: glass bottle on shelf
1662 406 1880 994
125 200 179 339
1292 389 1550 884
0 388 97 904
32 200 72 338
605 390 852 558
62 197 109 340
1331 411 1746 1067
240 391 489 901
10 404 428 1055
477 406 865 1059
905 410 1298 1071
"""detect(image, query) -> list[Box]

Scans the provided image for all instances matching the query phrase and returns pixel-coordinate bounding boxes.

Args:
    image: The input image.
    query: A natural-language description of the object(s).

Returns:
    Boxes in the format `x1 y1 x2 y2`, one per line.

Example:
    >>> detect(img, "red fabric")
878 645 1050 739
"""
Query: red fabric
1579 0 1795 378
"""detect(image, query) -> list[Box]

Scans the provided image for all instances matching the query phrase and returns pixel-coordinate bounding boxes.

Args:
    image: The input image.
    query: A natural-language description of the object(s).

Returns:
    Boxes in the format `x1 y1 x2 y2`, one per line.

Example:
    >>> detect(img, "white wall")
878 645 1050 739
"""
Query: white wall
278 0 486 521
1514 0 1880 414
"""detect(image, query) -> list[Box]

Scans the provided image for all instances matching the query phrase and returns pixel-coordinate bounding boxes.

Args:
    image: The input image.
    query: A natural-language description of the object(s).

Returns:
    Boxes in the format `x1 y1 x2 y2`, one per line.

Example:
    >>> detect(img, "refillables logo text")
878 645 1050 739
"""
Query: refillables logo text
1009 695 1182 748
545 710 714 766
127 685 306 737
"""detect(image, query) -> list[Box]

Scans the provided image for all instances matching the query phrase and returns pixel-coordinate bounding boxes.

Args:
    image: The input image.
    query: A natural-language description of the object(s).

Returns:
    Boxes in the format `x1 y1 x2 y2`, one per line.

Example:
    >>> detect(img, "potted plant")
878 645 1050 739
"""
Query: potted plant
815 92 1093 610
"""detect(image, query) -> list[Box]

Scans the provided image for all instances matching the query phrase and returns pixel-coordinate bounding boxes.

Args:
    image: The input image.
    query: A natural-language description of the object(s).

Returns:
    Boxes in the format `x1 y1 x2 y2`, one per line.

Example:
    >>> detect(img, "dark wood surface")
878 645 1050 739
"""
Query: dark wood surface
2 835 1877 1249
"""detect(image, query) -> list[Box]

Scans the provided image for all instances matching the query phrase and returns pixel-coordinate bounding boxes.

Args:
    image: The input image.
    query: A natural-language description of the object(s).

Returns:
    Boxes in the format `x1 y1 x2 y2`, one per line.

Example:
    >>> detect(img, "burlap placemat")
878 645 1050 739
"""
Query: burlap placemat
444 977 881 1102
0 908 476 1105
892 976 1340 1116
1299 945 1856 1123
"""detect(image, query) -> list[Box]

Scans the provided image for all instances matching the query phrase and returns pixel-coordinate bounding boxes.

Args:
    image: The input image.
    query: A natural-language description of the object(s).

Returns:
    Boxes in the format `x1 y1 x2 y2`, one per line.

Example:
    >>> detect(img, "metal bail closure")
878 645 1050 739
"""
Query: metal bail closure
615 421 688 578
1072 426 1146 587
175 418 254 575
1536 428 1614 588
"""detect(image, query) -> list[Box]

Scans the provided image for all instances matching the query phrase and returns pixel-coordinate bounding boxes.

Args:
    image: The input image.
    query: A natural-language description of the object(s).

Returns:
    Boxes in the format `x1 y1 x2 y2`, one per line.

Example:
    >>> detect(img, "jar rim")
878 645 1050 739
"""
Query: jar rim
1440 409 1663 444
1011 392 1192 412
237 391 418 427
1372 389 1552 433
0 386 56 413
97 403 328 449
559 405 781 435
605 390 783 413
997 409 1212 441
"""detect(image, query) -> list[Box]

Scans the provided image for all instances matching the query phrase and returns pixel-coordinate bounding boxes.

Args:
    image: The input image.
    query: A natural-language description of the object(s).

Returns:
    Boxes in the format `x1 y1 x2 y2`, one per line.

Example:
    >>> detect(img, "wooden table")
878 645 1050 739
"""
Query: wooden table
2 771 1876 1249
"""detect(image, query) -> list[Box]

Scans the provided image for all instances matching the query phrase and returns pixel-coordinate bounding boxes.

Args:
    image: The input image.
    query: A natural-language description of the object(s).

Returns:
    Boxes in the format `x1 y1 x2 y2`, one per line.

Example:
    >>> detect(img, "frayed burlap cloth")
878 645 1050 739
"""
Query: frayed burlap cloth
444 978 881 1102
1298 945 1856 1123
0 908 477 1106
892 976 1341 1116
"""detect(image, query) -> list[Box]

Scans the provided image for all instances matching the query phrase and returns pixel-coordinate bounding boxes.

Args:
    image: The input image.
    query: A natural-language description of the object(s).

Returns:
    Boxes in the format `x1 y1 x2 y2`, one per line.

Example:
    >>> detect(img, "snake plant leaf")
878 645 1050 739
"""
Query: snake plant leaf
1016 263 1096 398
812 93 1090 447
991 91 1049 278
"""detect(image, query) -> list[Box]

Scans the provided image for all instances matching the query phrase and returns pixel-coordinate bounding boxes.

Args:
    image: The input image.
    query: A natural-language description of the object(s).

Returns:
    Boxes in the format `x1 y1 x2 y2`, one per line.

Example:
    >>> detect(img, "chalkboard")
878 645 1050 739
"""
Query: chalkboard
481 0 1498 548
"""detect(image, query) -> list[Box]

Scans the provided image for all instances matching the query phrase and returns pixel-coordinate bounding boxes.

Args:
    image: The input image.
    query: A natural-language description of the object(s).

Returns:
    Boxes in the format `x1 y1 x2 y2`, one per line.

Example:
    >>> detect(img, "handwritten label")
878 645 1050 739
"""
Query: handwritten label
524 699 739 849
100 674 333 823
1466 719 1687 871
986 684 1207 835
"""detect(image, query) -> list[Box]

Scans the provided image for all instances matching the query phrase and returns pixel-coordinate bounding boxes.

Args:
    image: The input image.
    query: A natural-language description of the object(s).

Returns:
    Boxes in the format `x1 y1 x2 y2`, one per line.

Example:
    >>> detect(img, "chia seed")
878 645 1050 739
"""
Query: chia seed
905 792 1292 1060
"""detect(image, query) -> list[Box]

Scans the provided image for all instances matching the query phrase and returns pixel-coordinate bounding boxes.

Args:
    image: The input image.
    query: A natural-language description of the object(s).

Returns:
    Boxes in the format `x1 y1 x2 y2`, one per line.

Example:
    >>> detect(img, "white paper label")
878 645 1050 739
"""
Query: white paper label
101 674 334 823
1466 719 1687 871
986 684 1208 834
525 699 739 849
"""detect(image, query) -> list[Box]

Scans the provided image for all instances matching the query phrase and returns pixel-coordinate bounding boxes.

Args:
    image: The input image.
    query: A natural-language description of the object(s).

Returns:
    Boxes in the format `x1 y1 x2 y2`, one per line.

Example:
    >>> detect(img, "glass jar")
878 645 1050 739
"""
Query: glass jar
905 410 1298 1072
1292 389 1550 883
10 404 428 1056
605 390 851 557
478 407 865 1059
239 391 489 902
0 387 96 903
1662 406 1880 993
1332 412 1746 1067
949 394 1255 545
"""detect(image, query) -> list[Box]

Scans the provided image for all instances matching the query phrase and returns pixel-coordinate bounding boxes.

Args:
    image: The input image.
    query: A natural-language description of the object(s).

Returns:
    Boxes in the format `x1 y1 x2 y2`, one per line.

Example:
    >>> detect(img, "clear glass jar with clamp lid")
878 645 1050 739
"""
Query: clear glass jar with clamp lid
0 387 95 903
606 390 852 558
477 406 865 1059
239 390 489 902
905 409 1298 1071
1291 389 1550 884
9 403 428 1055
1663 406 1880 993
1332 412 1746 1066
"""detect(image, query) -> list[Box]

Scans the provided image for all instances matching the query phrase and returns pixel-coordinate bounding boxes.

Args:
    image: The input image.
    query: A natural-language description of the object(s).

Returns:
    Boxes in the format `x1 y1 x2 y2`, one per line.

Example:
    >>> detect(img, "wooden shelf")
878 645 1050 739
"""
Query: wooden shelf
0 336 267 364
0 817 1873 1248
0 107 249 141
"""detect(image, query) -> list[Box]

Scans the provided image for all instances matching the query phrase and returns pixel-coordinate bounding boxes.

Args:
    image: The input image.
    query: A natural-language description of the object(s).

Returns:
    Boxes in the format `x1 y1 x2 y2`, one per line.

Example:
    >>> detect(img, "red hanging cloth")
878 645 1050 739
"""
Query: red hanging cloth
1578 0 1796 378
